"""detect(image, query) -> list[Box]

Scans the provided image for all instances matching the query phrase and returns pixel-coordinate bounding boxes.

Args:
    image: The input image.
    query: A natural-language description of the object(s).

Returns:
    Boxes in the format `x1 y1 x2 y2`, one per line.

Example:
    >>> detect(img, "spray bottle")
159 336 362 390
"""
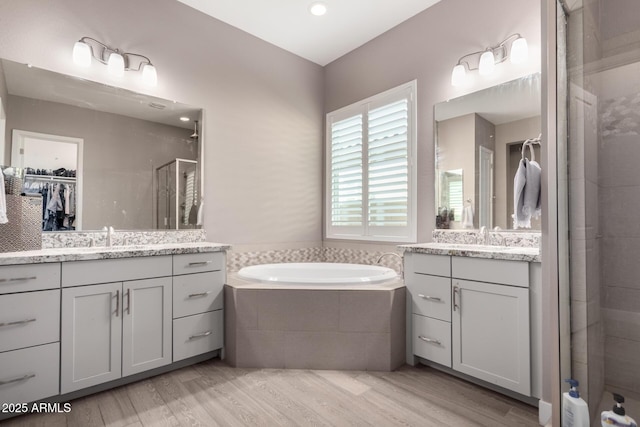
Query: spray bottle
601 393 637 427
563 379 590 427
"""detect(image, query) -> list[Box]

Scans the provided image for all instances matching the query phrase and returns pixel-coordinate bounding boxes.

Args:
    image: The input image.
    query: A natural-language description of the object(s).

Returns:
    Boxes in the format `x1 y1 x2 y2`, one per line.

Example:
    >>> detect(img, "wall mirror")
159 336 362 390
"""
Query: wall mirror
0 58 203 232
434 73 541 230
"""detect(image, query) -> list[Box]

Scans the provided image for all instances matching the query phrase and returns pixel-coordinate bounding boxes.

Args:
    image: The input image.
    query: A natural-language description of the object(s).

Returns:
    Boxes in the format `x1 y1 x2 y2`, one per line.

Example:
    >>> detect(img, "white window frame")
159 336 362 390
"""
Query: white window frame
325 80 417 243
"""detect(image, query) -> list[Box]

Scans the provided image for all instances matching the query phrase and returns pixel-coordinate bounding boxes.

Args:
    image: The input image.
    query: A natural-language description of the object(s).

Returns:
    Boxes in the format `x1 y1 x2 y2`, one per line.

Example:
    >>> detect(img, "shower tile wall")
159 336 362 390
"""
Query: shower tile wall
598 64 640 395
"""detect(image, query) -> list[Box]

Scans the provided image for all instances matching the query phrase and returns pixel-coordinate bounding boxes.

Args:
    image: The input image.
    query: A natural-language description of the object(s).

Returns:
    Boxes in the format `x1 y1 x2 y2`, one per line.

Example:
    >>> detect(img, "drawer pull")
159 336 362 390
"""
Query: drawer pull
418 335 442 346
188 261 212 267
0 373 36 386
189 331 212 340
0 318 36 328
418 294 442 302
188 291 211 298
0 276 37 284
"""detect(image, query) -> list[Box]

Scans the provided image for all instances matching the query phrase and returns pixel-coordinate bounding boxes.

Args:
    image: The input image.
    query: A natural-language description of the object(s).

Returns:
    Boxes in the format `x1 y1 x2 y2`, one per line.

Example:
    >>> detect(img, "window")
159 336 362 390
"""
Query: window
325 81 417 242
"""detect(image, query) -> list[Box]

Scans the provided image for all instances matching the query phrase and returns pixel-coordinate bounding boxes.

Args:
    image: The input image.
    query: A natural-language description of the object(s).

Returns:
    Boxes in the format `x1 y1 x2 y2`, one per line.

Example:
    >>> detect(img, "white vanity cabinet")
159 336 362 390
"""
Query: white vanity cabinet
405 251 538 398
61 257 173 394
0 264 61 406
172 253 225 362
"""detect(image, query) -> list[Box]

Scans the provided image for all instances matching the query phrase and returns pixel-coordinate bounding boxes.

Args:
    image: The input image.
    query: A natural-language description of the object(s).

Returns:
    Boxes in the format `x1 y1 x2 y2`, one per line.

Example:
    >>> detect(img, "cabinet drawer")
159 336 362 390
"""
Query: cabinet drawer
0 343 60 405
409 253 450 277
413 314 451 368
173 271 224 319
451 257 529 287
407 274 451 321
0 263 60 295
173 252 224 276
62 256 172 287
173 310 223 362
0 290 60 353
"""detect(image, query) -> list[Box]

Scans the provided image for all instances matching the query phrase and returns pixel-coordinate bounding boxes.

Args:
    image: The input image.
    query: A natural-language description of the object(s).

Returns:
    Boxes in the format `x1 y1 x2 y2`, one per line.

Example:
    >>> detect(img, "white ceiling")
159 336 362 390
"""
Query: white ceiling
176 0 442 66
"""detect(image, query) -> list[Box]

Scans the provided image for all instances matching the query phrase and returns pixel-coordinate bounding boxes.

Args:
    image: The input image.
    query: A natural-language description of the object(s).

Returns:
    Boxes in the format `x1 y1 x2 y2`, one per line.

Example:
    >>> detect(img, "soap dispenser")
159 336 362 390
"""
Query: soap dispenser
601 393 637 427
563 379 590 427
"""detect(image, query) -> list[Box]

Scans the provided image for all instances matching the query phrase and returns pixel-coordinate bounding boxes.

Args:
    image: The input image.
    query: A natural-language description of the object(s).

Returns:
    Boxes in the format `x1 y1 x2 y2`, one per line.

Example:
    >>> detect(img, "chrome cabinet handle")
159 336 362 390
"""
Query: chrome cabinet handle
453 285 460 311
189 331 212 340
126 289 131 315
0 276 37 284
188 291 211 298
418 335 442 346
115 290 120 317
0 373 36 385
0 318 36 327
188 261 212 267
418 294 442 302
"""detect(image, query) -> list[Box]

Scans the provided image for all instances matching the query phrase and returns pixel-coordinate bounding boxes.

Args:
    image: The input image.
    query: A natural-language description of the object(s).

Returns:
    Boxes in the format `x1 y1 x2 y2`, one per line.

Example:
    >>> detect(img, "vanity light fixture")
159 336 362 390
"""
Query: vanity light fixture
451 34 528 86
72 36 158 86
309 1 327 16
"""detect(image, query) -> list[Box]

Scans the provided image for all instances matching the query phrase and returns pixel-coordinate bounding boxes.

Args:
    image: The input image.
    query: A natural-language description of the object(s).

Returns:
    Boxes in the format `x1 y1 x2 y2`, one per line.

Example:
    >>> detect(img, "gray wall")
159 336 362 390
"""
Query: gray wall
6 94 197 230
0 60 7 165
0 0 324 249
324 0 541 243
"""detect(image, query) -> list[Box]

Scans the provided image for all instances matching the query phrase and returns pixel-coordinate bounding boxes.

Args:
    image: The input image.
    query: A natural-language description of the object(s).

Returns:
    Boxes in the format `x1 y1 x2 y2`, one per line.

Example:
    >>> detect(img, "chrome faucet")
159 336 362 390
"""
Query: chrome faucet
103 226 115 247
376 252 404 279
476 226 489 245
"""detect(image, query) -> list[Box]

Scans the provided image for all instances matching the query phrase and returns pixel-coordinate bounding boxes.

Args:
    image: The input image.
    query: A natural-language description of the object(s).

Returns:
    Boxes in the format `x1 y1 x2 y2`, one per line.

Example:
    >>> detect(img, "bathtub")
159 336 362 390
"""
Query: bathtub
225 262 406 371
237 262 398 286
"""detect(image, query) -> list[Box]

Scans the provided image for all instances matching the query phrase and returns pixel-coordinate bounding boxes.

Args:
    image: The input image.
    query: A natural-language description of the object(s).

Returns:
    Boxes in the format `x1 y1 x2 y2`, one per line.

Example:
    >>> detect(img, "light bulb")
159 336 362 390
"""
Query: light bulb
309 2 327 16
478 50 495 75
142 63 158 86
72 41 92 67
107 52 125 77
451 64 466 87
510 37 528 64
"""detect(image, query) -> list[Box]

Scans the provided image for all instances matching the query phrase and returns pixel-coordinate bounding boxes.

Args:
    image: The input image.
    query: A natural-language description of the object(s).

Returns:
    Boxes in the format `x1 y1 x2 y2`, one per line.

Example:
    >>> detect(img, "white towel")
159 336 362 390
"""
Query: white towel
461 204 474 229
512 158 542 229
523 159 542 220
0 169 7 224
196 198 204 226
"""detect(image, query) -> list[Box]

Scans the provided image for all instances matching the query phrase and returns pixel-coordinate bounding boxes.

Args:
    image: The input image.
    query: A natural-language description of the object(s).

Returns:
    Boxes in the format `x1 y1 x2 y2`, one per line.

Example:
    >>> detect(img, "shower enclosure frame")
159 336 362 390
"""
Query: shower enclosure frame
155 158 198 230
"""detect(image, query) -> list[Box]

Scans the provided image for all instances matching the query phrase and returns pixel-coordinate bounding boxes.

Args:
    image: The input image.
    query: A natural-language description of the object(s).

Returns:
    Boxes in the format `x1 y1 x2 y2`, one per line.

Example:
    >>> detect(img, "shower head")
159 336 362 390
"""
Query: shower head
190 120 199 139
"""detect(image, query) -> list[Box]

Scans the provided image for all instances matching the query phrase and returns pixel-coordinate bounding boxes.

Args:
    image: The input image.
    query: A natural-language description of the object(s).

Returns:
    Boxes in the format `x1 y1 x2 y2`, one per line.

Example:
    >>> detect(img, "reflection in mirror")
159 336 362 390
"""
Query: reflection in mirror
434 73 541 230
0 58 203 231
437 169 463 229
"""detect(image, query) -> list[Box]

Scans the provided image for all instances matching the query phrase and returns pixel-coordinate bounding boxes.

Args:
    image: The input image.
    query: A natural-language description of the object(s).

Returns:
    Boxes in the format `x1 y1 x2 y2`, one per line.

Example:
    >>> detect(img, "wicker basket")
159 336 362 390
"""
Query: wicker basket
0 194 42 253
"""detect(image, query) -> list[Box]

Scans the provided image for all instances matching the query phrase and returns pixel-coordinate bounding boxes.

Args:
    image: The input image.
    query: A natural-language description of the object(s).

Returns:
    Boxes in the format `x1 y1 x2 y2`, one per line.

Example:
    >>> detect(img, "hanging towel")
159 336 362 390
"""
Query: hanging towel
0 169 8 224
523 159 542 221
513 158 529 228
461 204 474 229
196 198 204 226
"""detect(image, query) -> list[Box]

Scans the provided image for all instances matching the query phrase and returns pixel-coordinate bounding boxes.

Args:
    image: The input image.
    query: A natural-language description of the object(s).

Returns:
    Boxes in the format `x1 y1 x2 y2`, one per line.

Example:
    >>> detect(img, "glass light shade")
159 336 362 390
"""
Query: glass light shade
451 64 466 87
510 37 528 64
72 41 92 67
478 50 495 75
142 63 158 86
309 2 327 16
107 52 125 77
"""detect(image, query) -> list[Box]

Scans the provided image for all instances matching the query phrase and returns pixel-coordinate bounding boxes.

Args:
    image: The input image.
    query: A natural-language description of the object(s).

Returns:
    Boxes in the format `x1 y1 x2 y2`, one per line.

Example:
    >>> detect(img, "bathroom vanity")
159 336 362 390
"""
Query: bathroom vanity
0 242 228 415
401 241 542 402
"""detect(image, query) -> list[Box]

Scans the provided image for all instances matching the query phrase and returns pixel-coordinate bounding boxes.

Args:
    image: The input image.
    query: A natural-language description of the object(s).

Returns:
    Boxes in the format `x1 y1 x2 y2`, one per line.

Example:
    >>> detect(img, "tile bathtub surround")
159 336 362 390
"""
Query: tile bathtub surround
432 229 541 248
42 229 207 249
227 247 403 274
224 281 406 371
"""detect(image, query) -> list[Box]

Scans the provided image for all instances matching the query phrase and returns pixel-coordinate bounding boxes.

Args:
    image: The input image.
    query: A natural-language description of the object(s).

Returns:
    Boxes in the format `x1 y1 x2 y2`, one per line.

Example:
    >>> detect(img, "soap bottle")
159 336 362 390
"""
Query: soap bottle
563 379 590 427
601 393 637 427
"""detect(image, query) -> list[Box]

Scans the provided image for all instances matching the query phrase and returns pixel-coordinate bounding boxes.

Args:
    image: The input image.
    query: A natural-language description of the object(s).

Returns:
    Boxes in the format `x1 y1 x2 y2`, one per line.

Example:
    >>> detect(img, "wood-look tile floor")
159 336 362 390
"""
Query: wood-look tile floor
3 360 539 427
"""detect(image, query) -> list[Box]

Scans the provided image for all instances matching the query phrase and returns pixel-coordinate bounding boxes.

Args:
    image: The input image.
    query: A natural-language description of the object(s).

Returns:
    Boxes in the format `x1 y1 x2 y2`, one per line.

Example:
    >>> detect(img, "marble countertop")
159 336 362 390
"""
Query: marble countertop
0 242 231 266
399 242 541 262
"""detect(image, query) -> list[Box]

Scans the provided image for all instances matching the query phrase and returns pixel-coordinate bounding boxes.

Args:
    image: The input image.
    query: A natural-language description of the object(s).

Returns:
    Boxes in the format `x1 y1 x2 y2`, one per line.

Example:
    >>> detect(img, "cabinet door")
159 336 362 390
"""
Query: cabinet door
452 279 530 395
61 282 122 394
122 277 172 377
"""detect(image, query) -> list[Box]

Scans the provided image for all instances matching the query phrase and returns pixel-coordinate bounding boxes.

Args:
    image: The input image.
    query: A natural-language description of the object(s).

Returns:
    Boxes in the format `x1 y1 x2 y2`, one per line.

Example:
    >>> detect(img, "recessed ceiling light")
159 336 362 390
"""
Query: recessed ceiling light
309 2 327 16
179 117 190 122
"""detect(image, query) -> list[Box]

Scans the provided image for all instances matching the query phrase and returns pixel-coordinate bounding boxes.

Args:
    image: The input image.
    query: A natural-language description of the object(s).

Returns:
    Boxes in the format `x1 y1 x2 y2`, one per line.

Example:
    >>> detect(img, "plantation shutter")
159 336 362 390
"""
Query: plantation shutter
326 81 416 242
